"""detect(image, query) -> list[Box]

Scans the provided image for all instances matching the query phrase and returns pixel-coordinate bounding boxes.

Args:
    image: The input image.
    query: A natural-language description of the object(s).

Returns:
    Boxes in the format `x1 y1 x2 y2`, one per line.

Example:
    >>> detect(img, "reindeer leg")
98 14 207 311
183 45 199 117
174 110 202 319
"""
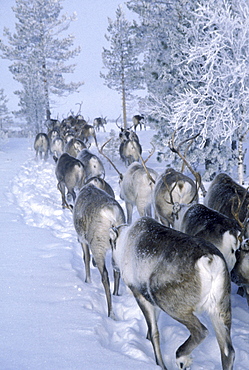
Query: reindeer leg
125 202 133 224
129 285 167 370
94 255 113 318
210 308 235 369
174 314 208 370
113 269 120 296
57 181 67 208
80 242 91 283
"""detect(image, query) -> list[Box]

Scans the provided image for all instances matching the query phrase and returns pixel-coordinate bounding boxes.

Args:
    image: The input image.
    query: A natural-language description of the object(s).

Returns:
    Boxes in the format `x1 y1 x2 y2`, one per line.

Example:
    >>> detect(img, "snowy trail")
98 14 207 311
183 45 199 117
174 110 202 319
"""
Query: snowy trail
3 135 249 369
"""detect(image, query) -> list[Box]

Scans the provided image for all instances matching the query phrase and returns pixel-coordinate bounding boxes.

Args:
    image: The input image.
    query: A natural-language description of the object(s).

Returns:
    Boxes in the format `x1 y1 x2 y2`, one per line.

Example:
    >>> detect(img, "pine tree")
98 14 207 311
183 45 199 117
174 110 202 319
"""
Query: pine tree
0 0 83 133
101 5 144 129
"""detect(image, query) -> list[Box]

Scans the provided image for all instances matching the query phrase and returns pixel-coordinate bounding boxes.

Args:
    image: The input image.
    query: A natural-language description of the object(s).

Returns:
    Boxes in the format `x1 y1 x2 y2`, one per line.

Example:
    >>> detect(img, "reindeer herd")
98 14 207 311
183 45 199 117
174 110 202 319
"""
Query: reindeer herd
33 116 249 370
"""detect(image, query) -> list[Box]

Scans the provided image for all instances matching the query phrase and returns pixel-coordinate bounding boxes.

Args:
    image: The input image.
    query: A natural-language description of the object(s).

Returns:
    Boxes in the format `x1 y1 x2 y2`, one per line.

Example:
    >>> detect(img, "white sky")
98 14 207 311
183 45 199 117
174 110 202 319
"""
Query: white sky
0 0 140 122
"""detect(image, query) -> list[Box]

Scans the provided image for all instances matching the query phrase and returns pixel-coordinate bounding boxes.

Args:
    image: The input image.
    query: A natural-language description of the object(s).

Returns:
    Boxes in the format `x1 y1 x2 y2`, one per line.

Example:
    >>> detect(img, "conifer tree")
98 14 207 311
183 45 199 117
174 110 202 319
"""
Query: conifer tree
101 5 143 129
0 88 13 135
0 0 83 133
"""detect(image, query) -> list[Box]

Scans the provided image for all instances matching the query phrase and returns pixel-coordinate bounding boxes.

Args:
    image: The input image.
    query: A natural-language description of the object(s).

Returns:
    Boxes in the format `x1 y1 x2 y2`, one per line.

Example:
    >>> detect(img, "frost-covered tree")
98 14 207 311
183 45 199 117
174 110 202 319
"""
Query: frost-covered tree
128 0 249 183
126 0 198 161
101 5 144 129
167 0 249 183
0 88 13 141
0 0 83 133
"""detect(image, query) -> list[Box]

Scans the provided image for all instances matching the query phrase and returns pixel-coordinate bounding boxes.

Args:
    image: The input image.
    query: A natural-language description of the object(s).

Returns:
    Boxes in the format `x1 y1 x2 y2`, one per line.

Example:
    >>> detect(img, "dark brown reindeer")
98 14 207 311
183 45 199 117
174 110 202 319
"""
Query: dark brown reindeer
204 173 249 305
110 217 235 370
93 116 107 132
173 203 241 272
231 238 249 306
204 173 249 237
132 114 145 131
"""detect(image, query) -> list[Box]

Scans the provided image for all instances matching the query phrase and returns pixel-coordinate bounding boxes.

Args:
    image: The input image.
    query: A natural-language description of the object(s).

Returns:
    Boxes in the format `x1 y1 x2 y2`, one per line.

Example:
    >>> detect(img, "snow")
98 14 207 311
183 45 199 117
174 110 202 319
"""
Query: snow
1 124 249 369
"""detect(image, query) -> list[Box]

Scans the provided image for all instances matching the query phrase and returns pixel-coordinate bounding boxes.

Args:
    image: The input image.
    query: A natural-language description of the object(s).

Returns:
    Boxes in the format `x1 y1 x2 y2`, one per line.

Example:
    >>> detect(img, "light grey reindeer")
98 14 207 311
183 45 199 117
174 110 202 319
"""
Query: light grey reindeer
64 138 87 158
153 167 198 227
119 162 158 223
110 216 235 370
173 203 241 272
34 133 50 160
77 148 105 182
100 140 157 224
73 183 125 318
50 136 64 162
55 153 85 210
85 176 115 198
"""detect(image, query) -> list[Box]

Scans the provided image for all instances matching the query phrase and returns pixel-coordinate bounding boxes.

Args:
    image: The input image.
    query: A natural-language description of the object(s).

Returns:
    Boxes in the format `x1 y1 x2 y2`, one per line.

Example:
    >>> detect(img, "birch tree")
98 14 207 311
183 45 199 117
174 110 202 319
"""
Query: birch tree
101 5 144 129
0 0 83 133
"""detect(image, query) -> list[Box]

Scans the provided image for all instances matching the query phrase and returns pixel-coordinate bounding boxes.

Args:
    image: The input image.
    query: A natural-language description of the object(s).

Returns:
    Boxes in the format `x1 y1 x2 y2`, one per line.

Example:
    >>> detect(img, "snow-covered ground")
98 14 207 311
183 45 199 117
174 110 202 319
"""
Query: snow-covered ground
1 125 249 370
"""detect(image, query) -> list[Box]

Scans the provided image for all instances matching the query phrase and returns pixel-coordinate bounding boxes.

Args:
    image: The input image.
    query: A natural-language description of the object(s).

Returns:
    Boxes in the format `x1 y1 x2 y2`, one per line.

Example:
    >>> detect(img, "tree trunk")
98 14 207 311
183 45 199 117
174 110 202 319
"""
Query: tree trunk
121 51 127 129
238 136 244 185
122 80 127 129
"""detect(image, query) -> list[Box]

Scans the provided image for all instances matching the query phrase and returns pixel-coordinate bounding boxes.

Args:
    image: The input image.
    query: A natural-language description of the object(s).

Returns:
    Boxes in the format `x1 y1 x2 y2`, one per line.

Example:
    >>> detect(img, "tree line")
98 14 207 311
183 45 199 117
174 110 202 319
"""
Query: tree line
1 0 249 183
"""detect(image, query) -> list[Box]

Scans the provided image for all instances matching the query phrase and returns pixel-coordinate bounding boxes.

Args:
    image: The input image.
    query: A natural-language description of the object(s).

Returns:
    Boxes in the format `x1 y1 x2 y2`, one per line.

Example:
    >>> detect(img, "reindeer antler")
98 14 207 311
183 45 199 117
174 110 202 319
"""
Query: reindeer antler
99 139 123 179
137 143 156 184
169 128 206 197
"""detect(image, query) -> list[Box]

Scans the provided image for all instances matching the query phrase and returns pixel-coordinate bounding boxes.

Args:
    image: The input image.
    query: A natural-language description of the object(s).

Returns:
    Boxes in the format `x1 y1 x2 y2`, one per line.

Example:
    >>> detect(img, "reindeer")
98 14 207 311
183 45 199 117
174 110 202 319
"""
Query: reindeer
50 136 64 162
132 114 145 131
100 139 157 224
204 173 249 238
110 216 234 370
85 177 115 198
55 153 85 210
47 128 60 148
77 149 105 182
231 238 249 306
73 183 125 318
119 162 158 223
119 130 142 166
34 133 50 160
116 120 142 166
153 131 206 227
64 138 87 158
93 117 107 132
153 168 198 227
77 123 97 146
45 118 60 132
173 203 241 272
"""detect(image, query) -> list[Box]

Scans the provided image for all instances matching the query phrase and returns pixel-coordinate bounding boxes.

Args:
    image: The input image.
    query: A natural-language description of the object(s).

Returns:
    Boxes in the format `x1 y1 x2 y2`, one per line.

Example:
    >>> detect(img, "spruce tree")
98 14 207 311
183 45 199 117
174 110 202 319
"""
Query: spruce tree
0 0 83 133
